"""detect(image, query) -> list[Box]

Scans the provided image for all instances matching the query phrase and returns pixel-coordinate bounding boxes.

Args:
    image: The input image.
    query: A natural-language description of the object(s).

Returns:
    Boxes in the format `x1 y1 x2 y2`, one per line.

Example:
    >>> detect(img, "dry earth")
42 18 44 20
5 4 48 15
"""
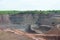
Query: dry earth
0 29 60 40
0 30 33 40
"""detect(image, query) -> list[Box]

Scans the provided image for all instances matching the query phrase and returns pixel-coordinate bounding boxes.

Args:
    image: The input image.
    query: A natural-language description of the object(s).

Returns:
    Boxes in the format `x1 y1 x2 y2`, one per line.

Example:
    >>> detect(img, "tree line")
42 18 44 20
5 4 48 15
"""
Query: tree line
0 10 60 14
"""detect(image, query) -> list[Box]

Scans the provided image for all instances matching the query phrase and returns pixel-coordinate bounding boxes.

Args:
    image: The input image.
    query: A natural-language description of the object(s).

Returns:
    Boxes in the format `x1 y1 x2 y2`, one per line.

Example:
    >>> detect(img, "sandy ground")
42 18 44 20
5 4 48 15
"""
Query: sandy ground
0 30 33 40
0 29 60 40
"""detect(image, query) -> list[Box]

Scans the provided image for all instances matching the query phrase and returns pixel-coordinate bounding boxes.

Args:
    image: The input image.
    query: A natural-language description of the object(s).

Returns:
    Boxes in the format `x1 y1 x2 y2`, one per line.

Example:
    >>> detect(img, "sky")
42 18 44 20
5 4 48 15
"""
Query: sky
0 0 60 11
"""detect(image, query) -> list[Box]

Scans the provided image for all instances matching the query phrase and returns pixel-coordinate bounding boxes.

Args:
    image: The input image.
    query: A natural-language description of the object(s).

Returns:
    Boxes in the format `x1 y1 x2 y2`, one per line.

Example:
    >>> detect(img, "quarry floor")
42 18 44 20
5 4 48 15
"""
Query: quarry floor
0 28 60 40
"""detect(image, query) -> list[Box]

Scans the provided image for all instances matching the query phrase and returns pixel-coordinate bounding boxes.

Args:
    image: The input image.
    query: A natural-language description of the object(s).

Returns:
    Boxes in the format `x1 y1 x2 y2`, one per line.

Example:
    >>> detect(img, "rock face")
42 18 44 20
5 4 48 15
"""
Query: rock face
0 13 60 25
0 13 60 33
10 14 50 25
9 13 60 25
0 14 55 25
0 14 10 24
9 13 60 34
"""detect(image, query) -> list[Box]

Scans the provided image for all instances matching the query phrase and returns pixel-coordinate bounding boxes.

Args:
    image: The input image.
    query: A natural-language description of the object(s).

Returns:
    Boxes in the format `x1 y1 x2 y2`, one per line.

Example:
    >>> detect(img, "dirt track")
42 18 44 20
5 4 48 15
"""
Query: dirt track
0 30 33 40
0 28 60 40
